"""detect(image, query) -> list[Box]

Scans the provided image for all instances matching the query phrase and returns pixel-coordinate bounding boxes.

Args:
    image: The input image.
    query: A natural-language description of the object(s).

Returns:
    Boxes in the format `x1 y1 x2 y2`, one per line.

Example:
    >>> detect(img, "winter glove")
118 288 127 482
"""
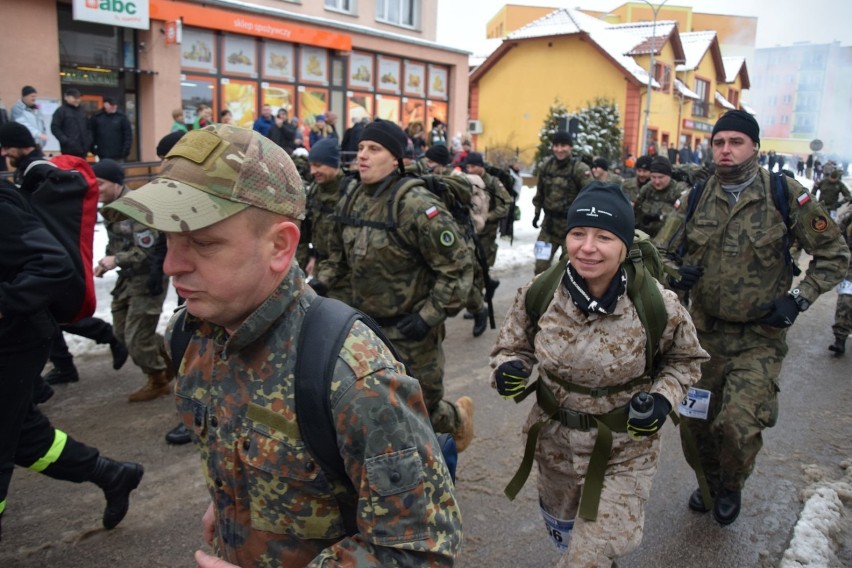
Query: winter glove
308 279 328 297
627 392 672 440
532 209 541 229
147 270 165 296
758 295 800 328
667 265 704 291
397 313 431 341
494 360 530 399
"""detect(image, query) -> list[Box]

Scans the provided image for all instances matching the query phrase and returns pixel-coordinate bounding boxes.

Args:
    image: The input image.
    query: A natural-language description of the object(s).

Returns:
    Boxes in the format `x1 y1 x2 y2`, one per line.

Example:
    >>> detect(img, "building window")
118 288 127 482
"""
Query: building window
325 0 355 14
727 89 739 108
781 115 789 124
377 0 418 28
692 78 709 118
654 62 671 93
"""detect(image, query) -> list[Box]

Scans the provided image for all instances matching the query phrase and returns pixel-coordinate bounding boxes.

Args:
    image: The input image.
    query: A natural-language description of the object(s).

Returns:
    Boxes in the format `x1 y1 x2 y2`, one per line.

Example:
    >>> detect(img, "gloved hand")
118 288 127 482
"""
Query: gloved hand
642 212 661 224
627 392 672 440
494 360 530 399
148 270 165 296
758 295 800 328
308 279 328 297
667 265 704 291
397 313 431 340
532 209 541 229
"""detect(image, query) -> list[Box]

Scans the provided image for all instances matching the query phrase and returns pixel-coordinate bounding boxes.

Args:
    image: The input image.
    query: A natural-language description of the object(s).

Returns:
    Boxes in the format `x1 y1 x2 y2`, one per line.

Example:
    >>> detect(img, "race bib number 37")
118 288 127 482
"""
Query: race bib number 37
678 387 711 420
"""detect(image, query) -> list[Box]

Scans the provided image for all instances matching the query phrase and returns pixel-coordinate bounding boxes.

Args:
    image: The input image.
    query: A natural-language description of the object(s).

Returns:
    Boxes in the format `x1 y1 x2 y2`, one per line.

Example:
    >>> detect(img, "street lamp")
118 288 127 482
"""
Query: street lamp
639 0 671 157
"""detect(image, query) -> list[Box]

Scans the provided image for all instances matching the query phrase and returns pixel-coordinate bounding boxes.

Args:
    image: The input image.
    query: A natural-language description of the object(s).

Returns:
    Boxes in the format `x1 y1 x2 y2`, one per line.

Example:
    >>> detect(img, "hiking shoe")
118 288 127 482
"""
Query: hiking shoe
453 396 475 453
688 488 711 513
110 340 129 370
165 423 192 445
44 365 79 385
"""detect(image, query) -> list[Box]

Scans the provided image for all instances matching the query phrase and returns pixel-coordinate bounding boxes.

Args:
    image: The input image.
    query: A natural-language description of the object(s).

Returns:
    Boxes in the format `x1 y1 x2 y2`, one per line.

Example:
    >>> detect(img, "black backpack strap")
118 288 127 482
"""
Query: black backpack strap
770 172 801 276
168 307 195 371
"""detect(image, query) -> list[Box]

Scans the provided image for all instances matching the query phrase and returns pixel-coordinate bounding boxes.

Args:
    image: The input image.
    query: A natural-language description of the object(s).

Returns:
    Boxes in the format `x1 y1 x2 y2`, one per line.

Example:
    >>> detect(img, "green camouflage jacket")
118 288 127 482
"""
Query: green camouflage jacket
633 179 688 238
102 186 162 297
621 176 647 203
168 265 462 567
666 169 849 323
815 178 851 210
317 173 473 326
480 171 512 240
298 170 344 267
533 156 592 217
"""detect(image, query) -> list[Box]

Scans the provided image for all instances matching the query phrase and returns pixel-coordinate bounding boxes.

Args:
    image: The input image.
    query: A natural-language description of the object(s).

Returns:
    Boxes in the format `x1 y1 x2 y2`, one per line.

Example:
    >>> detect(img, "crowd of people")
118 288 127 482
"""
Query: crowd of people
1 88 850 567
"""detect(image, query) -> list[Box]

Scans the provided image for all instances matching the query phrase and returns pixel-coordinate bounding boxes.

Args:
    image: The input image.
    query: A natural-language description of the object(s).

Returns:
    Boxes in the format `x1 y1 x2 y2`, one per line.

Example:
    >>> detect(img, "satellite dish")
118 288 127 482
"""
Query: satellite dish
810 139 823 152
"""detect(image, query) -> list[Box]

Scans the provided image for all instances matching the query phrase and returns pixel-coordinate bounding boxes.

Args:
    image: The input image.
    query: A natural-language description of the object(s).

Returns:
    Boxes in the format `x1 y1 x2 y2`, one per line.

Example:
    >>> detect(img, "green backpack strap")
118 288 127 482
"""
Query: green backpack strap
623 240 667 377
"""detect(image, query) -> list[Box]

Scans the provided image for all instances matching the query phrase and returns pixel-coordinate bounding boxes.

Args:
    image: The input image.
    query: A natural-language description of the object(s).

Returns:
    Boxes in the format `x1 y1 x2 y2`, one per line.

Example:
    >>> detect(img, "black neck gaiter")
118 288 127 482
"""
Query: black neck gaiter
562 261 626 315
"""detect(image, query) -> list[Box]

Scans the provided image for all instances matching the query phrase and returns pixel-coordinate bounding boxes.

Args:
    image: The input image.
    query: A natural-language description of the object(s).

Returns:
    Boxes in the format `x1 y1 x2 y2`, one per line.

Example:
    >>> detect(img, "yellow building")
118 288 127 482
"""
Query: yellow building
486 4 558 39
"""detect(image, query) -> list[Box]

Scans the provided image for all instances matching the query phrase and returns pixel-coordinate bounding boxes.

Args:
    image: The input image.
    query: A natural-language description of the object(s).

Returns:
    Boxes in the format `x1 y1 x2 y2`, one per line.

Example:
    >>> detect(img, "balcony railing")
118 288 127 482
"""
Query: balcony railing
692 101 710 118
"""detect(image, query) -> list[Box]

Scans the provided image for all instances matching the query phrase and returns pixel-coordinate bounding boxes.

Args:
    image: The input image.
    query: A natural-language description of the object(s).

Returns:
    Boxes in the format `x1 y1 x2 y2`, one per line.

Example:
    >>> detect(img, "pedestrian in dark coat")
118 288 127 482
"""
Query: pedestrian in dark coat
90 97 132 161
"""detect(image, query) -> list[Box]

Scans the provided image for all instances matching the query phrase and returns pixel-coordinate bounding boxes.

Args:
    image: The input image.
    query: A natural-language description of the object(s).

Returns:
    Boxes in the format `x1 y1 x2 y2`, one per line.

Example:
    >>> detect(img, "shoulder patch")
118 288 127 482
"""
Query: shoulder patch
810 214 829 233
135 229 156 248
439 230 456 247
796 193 811 206
424 205 439 220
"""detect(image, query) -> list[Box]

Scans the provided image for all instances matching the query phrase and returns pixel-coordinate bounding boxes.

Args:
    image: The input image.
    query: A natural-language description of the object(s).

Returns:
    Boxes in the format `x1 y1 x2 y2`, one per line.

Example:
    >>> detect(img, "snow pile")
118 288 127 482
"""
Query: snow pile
780 460 852 567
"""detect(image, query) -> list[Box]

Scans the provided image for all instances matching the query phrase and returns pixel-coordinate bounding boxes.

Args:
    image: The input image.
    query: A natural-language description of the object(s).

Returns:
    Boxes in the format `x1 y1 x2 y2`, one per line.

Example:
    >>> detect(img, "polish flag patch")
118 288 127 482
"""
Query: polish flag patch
425 206 439 219
796 193 811 206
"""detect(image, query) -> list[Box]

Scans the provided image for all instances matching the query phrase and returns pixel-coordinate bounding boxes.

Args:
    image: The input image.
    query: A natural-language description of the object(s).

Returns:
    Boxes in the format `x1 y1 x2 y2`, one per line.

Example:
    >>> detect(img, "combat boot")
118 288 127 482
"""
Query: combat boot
44 355 79 385
828 335 846 357
127 369 172 402
453 396 475 452
712 487 741 526
89 456 144 529
109 339 129 370
472 308 488 337
688 488 713 513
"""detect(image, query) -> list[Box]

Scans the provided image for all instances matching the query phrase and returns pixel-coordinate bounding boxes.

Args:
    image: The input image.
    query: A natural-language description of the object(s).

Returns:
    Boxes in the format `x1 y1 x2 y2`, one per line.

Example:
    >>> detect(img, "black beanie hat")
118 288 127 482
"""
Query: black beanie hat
712 109 760 145
465 152 485 167
92 159 125 185
649 156 672 176
156 130 186 158
592 157 609 171
552 131 573 146
635 155 653 170
566 182 635 248
0 122 36 149
360 119 407 160
425 144 451 166
21 85 36 97
308 138 340 169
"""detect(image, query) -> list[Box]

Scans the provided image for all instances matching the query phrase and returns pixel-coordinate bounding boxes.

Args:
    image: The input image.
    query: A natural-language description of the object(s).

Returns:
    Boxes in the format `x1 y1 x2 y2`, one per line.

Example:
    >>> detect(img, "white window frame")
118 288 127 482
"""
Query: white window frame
376 0 419 29
325 0 356 15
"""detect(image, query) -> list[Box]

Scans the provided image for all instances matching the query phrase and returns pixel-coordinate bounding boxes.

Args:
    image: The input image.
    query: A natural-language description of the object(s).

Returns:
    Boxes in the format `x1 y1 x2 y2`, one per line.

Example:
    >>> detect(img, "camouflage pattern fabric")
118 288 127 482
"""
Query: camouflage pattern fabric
102 200 167 374
533 157 593 274
297 170 344 268
665 169 849 491
168 265 462 567
833 264 852 340
316 173 473 433
621 176 646 203
491 279 707 565
633 179 688 238
815 178 852 211
478 171 512 267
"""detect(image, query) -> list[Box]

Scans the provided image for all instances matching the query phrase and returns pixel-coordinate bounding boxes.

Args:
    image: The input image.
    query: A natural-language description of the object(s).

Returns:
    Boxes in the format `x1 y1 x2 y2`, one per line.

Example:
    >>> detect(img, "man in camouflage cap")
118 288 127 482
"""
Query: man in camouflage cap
108 124 462 567
314 119 476 451
661 109 849 526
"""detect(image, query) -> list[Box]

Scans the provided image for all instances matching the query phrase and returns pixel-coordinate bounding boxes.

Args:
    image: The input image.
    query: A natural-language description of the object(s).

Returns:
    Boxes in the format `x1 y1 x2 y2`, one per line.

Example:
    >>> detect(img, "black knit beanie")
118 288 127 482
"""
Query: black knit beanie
635 155 653 170
21 85 36 97
465 152 485 167
566 182 635 248
308 138 340 168
552 131 573 146
92 159 125 185
649 156 672 176
592 157 609 171
425 144 451 166
156 130 186 159
712 110 760 145
360 119 407 160
0 122 36 149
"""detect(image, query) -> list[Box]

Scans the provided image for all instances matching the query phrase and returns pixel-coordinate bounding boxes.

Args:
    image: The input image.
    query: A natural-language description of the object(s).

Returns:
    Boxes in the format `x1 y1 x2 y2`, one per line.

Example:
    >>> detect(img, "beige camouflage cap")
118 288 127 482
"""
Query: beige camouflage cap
106 124 305 231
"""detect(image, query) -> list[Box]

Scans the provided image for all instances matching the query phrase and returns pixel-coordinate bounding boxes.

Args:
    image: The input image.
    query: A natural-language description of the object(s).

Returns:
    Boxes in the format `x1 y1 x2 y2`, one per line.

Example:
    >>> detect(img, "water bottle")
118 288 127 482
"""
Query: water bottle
629 391 654 421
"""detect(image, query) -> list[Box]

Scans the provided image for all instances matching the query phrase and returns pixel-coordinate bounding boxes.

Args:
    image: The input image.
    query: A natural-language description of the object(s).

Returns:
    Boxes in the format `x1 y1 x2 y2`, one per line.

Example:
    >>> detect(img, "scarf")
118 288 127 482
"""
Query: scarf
562 260 626 315
715 151 760 185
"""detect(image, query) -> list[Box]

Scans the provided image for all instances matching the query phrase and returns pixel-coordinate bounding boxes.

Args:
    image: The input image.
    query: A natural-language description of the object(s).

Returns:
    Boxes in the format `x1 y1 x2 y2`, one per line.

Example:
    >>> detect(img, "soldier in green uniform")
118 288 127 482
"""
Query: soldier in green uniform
814 168 851 216
108 124 462 567
91 160 172 403
297 138 343 278
661 110 849 526
590 157 624 189
829 210 852 356
621 154 652 204
315 119 476 451
633 156 687 239
532 131 593 274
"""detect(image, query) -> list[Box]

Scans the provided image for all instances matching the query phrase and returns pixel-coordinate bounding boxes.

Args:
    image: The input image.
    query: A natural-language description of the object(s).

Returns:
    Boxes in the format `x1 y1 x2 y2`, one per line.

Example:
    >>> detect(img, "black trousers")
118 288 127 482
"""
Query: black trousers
49 317 116 361
0 342 99 506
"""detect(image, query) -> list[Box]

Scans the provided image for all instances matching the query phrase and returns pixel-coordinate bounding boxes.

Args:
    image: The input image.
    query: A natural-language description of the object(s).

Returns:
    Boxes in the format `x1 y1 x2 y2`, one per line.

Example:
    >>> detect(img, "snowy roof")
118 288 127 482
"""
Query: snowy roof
675 79 701 100
715 90 737 110
741 101 757 115
488 8 689 87
676 31 717 71
721 56 750 88
468 38 504 70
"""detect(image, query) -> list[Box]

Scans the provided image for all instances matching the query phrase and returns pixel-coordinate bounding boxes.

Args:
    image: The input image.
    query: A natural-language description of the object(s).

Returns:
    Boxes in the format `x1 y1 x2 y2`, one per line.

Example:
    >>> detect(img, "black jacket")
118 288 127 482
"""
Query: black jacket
90 109 132 159
0 182 74 351
51 102 91 158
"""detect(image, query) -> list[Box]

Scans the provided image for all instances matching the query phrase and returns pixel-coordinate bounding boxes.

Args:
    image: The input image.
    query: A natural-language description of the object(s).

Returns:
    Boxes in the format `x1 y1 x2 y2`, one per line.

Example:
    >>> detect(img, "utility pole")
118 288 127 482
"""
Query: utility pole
639 0 671 156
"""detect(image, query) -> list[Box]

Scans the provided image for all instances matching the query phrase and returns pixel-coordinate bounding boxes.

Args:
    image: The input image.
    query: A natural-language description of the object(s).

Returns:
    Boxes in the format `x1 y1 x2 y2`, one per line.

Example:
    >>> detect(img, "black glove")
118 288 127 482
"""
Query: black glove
308 279 328 297
494 360 530 399
147 270 165 296
667 265 704 291
641 212 661 224
758 295 800 328
397 313 431 340
627 392 672 440
532 210 541 229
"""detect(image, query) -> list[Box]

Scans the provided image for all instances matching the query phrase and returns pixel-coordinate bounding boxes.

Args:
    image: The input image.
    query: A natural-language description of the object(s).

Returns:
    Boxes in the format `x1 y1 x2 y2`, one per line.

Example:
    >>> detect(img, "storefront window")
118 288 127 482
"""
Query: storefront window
221 79 257 129
181 75 217 125
57 4 121 67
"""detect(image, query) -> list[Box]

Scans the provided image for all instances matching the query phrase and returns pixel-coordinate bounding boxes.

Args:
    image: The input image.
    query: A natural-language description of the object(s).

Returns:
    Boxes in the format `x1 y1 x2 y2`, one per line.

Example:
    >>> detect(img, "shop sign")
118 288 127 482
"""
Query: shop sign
682 119 713 133
73 0 150 30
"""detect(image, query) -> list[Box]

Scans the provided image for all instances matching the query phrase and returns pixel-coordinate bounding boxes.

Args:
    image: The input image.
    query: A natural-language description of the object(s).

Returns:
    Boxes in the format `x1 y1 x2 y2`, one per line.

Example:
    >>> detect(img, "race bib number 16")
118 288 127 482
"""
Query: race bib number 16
534 240 553 261
678 387 711 420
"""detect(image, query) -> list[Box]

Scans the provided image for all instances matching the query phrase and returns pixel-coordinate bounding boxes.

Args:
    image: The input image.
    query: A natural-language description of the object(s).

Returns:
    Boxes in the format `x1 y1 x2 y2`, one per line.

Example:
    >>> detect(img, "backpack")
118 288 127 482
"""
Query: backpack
504 230 670 521
468 175 490 234
168 297 458 534
20 156 98 323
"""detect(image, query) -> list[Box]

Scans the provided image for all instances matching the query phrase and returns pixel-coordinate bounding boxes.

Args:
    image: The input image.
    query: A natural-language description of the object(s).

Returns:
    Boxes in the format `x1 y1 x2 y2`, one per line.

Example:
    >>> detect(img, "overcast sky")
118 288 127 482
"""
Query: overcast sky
436 0 852 53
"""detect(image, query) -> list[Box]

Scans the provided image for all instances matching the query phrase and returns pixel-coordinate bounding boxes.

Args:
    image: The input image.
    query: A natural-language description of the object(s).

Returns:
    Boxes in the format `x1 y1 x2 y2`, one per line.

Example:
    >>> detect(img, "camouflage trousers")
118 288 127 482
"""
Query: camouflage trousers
534 420 659 567
832 292 852 339
534 217 568 275
111 279 169 375
383 323 461 434
680 320 787 492
465 259 485 312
